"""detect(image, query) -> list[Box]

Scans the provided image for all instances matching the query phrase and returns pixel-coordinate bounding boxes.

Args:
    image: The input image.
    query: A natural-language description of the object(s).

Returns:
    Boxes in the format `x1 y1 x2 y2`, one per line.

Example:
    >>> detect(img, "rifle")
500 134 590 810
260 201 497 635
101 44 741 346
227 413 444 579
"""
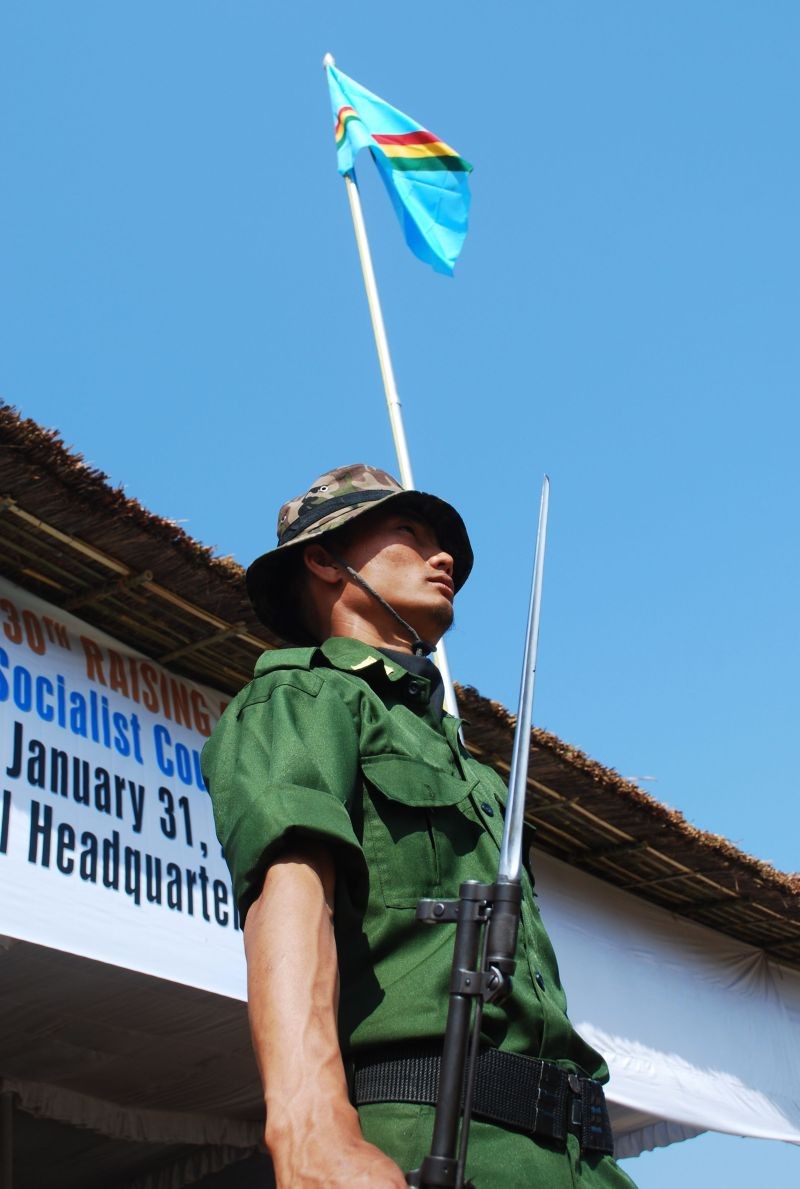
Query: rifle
407 476 550 1189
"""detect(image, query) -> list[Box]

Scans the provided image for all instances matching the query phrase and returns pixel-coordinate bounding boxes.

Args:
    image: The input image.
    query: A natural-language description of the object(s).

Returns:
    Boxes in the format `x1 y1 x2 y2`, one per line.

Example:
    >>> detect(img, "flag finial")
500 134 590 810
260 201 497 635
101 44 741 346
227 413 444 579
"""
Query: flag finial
322 53 335 69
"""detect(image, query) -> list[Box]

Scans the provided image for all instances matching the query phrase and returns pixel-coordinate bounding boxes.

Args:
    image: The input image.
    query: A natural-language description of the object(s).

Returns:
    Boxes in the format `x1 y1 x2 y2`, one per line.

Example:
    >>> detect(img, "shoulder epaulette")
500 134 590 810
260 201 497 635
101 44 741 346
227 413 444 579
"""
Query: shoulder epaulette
252 646 319 677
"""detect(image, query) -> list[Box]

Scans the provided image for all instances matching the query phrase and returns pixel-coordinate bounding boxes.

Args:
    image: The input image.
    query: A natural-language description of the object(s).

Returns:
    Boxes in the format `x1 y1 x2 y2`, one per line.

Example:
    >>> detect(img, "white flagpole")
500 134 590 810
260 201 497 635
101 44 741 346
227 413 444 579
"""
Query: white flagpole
324 53 460 720
342 172 415 491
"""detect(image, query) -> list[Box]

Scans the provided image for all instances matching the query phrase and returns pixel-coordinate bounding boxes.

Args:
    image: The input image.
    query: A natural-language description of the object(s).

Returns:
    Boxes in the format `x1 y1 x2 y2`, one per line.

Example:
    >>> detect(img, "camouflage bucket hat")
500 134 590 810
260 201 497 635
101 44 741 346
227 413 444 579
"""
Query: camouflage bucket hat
246 463 473 644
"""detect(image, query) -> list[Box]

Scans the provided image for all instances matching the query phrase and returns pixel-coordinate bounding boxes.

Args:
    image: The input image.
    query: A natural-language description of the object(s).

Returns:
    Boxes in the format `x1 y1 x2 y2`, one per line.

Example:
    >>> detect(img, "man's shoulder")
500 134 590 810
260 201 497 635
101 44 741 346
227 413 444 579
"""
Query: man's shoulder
241 640 380 703
204 645 360 759
237 646 326 707
209 640 397 737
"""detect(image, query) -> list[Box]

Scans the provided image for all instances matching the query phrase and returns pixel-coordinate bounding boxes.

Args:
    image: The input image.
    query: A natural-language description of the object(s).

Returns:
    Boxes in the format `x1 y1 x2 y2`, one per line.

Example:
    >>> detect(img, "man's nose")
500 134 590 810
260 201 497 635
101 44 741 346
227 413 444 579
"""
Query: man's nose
431 549 454 577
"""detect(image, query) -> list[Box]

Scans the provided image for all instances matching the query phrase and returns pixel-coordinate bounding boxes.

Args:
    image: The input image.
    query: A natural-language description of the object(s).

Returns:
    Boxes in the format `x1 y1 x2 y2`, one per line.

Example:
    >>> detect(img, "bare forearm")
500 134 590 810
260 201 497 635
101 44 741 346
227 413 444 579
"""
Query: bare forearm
245 847 356 1142
244 846 405 1187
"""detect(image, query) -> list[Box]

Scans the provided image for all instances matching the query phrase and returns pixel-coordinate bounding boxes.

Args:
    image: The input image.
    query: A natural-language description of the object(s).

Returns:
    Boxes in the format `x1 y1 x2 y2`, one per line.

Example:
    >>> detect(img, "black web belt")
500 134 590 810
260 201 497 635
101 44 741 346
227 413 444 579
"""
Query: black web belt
350 1045 614 1156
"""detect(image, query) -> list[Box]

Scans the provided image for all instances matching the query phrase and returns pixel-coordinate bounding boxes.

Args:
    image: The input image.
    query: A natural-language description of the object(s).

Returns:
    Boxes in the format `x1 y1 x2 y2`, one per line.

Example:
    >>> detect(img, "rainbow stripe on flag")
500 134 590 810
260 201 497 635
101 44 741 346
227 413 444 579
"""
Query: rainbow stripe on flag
326 64 472 275
372 129 471 173
334 105 359 148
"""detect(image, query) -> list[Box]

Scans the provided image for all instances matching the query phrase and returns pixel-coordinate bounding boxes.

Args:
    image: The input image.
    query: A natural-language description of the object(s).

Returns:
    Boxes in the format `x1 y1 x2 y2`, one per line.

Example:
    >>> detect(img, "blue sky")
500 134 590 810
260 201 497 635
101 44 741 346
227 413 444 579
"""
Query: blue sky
1 2 798 1182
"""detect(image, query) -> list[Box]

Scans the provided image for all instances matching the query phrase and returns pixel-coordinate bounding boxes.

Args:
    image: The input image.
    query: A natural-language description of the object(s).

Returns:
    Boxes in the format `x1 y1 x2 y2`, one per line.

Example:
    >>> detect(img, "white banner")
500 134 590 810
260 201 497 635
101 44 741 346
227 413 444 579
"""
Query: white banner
0 576 247 1000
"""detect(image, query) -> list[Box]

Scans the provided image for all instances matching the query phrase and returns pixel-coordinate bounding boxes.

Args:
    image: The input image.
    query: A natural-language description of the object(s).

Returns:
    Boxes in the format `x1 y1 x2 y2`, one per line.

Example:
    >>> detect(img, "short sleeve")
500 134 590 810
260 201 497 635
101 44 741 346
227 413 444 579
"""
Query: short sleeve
202 674 363 920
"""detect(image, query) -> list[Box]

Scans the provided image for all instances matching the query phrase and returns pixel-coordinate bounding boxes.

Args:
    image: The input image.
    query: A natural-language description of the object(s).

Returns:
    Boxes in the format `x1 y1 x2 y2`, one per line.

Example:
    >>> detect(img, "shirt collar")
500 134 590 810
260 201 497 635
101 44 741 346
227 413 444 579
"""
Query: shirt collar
318 636 408 683
319 637 463 750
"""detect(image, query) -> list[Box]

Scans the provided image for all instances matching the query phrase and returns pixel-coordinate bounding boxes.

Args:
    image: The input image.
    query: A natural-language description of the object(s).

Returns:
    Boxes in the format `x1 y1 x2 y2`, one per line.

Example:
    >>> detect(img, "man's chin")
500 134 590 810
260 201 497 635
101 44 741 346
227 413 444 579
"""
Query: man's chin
428 602 455 641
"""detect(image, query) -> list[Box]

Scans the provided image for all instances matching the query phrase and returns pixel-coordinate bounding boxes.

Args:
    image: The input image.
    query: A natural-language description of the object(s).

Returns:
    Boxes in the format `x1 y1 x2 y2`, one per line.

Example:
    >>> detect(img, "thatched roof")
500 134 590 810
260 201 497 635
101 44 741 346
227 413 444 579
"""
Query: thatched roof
0 402 280 689
2 401 798 967
458 688 800 965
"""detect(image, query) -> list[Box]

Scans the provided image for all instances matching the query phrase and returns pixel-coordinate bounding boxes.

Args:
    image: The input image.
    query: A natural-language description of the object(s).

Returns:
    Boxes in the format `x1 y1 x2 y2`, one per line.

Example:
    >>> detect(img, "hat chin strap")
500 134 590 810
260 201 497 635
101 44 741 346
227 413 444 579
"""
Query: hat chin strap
327 550 434 657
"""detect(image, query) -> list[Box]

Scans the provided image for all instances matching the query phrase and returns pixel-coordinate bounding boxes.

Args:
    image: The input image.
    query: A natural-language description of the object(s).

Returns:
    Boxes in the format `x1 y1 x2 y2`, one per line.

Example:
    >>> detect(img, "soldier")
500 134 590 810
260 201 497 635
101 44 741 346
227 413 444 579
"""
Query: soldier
202 464 637 1189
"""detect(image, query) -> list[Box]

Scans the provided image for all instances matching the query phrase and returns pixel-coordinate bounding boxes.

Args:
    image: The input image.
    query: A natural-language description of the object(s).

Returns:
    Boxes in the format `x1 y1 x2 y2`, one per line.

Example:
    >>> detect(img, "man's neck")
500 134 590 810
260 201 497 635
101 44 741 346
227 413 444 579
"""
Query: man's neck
326 603 441 657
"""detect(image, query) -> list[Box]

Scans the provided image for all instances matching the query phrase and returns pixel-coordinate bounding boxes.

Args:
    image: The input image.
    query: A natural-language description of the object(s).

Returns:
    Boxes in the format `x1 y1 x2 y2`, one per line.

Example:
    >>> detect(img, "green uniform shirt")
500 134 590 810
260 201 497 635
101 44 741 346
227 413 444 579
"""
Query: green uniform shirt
202 636 608 1081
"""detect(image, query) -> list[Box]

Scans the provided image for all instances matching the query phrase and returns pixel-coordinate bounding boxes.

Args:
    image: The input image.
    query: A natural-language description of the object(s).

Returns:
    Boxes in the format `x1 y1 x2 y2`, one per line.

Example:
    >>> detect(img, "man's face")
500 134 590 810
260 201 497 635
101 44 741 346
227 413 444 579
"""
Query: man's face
336 508 455 647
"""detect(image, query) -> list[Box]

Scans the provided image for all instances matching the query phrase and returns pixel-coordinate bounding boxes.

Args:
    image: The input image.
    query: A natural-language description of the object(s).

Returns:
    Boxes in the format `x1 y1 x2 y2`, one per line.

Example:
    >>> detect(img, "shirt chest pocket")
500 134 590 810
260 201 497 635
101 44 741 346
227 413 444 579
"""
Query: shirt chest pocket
361 755 483 909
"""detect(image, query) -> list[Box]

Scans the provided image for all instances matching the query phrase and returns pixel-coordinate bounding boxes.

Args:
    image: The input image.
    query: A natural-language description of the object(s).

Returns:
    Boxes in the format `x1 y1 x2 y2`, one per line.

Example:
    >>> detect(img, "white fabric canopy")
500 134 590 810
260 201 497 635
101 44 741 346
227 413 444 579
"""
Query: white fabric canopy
532 851 800 1157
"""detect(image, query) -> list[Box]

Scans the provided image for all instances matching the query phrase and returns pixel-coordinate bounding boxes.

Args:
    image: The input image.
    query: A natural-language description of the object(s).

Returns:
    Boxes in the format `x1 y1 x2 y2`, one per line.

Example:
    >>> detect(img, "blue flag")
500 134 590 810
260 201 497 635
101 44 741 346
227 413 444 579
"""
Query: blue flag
326 64 473 275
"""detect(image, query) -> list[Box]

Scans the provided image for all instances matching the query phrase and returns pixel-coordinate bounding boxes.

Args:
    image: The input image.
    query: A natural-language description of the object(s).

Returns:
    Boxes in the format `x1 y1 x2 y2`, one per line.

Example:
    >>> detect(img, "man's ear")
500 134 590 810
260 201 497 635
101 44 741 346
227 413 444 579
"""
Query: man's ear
304 543 343 586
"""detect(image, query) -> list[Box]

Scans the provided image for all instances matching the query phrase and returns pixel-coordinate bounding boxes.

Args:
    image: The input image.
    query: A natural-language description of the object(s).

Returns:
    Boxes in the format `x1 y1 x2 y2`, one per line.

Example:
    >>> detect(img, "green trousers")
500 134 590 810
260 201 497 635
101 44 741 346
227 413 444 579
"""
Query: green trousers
359 1103 638 1189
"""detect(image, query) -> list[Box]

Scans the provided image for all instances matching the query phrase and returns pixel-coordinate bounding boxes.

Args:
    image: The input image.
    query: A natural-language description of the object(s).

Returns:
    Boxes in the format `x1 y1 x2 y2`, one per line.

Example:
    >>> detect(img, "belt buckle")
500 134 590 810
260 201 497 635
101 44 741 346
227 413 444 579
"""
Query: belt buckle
567 1073 583 1138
